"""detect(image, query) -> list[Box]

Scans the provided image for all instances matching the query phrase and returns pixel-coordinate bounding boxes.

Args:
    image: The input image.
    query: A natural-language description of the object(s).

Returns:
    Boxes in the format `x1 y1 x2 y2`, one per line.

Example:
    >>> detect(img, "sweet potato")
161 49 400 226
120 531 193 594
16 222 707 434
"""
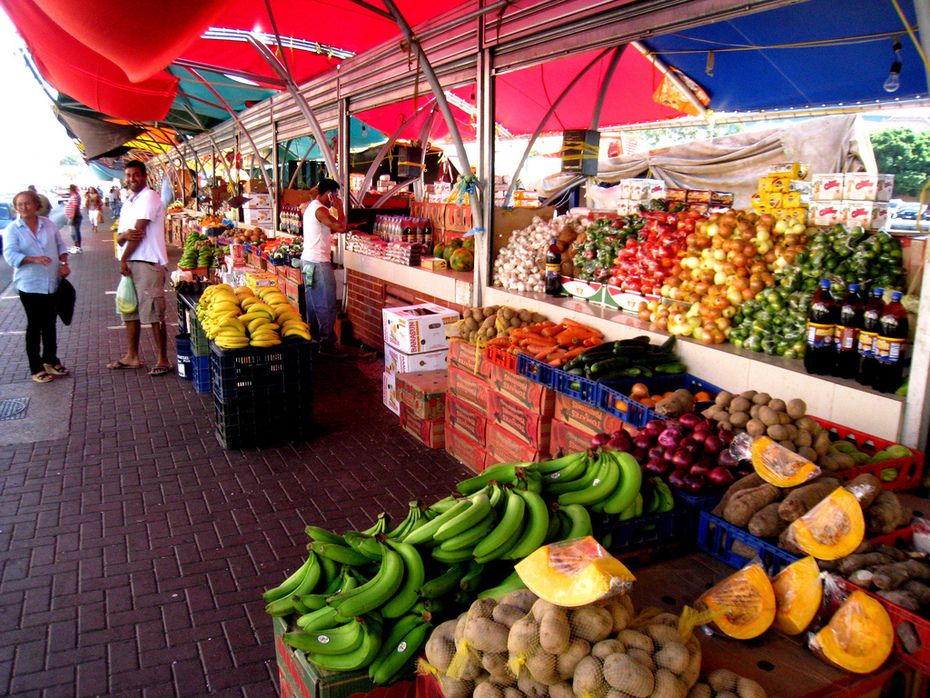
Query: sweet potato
897 622 922 655
836 552 895 577
712 473 765 518
723 483 781 527
748 502 790 538
777 477 840 522
655 389 694 417
865 490 910 536
902 579 930 607
872 560 930 591
843 473 883 509
876 589 922 613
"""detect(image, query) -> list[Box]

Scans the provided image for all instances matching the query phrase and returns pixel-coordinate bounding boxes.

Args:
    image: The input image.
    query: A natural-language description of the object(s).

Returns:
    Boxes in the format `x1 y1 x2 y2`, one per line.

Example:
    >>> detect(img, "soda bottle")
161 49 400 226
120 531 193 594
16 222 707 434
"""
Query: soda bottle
857 287 885 386
873 291 908 393
804 279 838 376
545 238 562 296
834 283 863 379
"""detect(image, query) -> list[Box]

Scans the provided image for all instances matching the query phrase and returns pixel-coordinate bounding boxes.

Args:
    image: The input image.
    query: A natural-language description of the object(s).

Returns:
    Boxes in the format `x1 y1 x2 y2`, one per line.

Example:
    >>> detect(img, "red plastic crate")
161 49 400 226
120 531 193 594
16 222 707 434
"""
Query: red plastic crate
485 345 518 371
814 417 924 491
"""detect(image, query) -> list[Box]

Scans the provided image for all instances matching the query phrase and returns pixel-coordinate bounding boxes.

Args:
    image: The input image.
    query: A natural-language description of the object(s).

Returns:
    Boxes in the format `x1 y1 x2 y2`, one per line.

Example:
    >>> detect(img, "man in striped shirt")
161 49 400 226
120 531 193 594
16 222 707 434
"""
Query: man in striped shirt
63 184 82 253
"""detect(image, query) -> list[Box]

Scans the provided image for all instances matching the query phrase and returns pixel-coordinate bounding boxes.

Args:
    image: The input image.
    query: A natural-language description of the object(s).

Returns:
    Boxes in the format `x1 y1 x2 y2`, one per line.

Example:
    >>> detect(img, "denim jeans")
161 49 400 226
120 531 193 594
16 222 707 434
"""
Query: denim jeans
301 261 337 346
70 215 82 246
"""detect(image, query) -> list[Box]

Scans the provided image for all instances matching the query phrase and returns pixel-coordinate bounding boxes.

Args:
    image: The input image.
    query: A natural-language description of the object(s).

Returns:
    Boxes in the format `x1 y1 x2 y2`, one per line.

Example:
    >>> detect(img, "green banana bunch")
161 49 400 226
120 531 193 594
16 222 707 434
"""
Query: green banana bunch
310 540 371 566
476 569 527 599
380 539 425 619
418 563 468 599
263 554 316 604
328 544 405 617
387 501 427 540
360 512 390 536
305 617 384 672
456 461 535 495
539 449 590 486
368 615 431 684
546 451 604 496
535 449 589 475
284 617 365 654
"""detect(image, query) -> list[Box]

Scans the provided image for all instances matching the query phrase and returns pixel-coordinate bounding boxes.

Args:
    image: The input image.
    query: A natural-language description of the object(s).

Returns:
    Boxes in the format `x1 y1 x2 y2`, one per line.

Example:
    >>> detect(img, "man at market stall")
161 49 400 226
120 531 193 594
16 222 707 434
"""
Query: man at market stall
107 160 172 375
301 178 362 358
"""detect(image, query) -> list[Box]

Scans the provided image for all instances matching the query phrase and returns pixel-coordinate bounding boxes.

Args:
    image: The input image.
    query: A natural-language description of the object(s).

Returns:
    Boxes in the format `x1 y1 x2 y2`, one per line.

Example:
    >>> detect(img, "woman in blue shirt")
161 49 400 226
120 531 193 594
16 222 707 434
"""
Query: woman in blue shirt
2 190 71 382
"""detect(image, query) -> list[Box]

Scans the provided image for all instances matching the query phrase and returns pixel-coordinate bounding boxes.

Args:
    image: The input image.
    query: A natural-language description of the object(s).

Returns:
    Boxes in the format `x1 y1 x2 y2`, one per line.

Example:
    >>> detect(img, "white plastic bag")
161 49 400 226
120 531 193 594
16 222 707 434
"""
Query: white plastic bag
115 276 138 315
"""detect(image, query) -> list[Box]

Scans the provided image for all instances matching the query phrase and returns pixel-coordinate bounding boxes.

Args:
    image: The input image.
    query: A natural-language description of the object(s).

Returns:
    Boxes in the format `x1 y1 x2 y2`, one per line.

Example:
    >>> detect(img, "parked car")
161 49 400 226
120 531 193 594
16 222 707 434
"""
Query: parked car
887 203 930 234
55 188 70 206
0 201 10 253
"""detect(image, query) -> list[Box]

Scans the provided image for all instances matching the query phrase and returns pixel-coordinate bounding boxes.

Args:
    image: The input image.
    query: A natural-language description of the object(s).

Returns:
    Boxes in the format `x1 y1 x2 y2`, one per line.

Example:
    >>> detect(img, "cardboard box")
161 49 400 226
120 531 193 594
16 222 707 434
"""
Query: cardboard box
447 339 491 378
900 236 926 294
444 204 473 234
447 366 491 412
561 129 600 176
486 392 552 451
553 392 627 437
808 202 845 227
486 423 547 463
550 418 596 456
243 193 272 208
845 201 890 230
382 371 399 415
488 364 556 417
287 264 303 284
242 178 268 193
243 208 273 225
384 346 448 376
399 403 445 448
382 303 460 354
245 271 278 290
397 370 448 420
274 617 417 698
445 425 487 473
283 277 302 305
420 257 447 272
844 173 895 202
444 393 487 445
811 173 845 201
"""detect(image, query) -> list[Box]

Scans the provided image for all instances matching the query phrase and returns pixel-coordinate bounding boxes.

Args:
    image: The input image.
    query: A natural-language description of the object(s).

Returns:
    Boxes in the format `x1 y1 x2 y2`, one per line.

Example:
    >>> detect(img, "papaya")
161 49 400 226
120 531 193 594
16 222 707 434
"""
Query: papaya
443 245 457 262
810 590 893 674
433 243 445 259
449 248 474 272
785 487 865 560
771 556 822 635
697 563 776 640
462 236 475 250
447 237 463 249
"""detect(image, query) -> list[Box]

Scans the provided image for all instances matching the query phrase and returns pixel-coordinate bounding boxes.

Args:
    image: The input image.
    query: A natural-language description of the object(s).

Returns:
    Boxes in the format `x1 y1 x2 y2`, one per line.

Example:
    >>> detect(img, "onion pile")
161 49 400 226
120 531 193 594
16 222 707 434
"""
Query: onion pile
492 213 589 293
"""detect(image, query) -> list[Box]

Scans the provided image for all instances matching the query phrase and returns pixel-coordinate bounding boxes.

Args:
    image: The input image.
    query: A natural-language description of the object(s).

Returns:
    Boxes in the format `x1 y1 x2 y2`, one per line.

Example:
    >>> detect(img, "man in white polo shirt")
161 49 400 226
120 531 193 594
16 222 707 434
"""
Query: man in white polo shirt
107 160 172 375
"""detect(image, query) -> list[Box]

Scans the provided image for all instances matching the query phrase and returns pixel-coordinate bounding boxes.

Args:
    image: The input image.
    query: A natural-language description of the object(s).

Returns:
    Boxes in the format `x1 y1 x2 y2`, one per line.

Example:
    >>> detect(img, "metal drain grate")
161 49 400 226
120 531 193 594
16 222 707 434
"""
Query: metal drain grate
0 398 29 421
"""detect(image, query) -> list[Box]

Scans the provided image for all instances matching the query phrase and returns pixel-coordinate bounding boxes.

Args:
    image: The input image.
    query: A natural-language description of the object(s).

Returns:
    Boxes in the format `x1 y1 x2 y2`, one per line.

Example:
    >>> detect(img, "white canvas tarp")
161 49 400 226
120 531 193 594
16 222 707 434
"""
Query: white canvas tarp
543 114 875 209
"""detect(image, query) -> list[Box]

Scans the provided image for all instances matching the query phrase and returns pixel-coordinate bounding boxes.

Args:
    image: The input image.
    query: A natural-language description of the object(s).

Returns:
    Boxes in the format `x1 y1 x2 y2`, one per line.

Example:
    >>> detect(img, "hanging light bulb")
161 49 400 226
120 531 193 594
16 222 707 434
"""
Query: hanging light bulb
361 124 368 137
884 38 903 93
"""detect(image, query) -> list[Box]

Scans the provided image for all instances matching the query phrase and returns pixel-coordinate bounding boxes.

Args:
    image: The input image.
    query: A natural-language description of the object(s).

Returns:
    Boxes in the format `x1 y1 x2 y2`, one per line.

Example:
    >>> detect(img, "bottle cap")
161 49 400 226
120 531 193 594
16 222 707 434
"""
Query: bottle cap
820 279 830 288
892 291 902 300
875 287 884 295
849 283 859 291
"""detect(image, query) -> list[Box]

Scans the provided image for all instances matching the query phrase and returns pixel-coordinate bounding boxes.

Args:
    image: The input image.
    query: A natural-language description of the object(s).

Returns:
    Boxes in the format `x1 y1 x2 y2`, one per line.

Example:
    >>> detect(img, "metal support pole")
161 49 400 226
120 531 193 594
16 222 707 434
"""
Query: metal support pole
590 46 626 131
631 41 709 121
475 45 495 308
504 47 613 207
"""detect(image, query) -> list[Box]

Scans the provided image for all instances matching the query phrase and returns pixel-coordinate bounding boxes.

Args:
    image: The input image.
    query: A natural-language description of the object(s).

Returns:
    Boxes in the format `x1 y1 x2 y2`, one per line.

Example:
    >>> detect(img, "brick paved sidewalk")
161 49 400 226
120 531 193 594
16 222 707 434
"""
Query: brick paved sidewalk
0 219 469 697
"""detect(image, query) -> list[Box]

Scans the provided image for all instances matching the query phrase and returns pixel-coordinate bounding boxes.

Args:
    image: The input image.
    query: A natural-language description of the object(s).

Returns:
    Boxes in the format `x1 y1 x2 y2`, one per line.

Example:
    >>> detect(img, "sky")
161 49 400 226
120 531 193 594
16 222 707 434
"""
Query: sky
0 10 85 196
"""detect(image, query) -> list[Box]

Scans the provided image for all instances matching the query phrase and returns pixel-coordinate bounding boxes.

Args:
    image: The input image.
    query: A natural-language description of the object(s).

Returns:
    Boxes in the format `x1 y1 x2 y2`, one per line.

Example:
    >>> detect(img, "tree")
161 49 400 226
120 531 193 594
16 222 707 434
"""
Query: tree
59 154 83 166
634 122 746 149
870 128 930 198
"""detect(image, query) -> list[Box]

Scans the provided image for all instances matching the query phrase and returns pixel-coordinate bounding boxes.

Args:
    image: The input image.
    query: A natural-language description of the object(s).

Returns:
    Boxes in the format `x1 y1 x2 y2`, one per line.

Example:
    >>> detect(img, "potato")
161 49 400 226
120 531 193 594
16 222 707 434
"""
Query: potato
517 669 549 698
492 604 525 628
539 607 571 654
787 398 807 419
715 391 734 409
746 419 766 437
603 653 654 698
656 641 690 675
716 418 734 432
454 613 468 648
794 430 813 449
499 589 537 612
758 406 780 427
469 598 498 621
813 431 832 456
464 618 510 653
526 650 560 686
768 398 787 412
591 639 626 659
798 445 818 463
570 606 613 642
766 424 788 441
778 439 796 452
752 392 772 405
502 688 522 698
729 396 751 414
795 415 818 432
617 629 654 654
739 390 758 402
482 652 511 679
425 632 456 671
644 623 682 645
729 412 751 429
653 668 687 698
707 669 738 692
556 637 590 680
736 676 768 698
603 601 630 633
572 656 607 698
783 423 799 442
438 676 474 698
619 593 635 617
683 635 702 688
549 682 574 698
531 598 558 622
627 648 654 670
688 685 713 698
507 616 539 656
749 404 762 419
473 680 503 698
778 411 793 425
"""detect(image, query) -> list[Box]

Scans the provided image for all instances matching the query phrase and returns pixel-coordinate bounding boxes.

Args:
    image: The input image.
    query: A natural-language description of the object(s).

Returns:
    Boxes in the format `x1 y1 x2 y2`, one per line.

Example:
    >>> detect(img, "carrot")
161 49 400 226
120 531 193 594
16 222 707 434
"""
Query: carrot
583 337 604 347
540 324 567 337
555 327 595 347
486 337 512 348
519 334 557 347
561 318 603 337
562 346 588 361
547 358 565 367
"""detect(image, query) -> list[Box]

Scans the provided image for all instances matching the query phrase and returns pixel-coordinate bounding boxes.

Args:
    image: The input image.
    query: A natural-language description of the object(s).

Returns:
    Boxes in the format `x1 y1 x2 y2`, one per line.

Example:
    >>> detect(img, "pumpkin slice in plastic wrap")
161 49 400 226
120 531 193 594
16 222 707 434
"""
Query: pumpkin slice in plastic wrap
771 556 823 635
734 434 820 487
784 487 865 560
695 563 776 640
810 588 893 674
514 536 635 607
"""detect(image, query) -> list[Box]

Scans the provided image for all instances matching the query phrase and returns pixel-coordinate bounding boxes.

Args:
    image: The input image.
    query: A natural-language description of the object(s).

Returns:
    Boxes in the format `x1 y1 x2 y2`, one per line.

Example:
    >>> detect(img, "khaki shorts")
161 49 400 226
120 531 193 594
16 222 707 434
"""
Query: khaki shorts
121 262 166 325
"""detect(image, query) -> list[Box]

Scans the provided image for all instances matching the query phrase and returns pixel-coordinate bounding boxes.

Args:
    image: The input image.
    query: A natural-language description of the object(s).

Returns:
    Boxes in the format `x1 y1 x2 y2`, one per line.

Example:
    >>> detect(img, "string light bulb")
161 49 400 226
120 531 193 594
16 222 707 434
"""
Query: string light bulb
884 38 902 93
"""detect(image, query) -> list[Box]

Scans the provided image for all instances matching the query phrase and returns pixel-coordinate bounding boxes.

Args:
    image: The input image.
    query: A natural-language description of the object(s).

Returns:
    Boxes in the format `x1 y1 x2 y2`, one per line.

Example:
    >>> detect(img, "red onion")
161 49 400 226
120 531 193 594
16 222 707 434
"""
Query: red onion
631 448 650 465
689 456 715 476
591 432 611 448
668 469 687 490
717 428 735 445
703 434 726 457
644 459 671 476
657 427 683 449
671 448 693 469
680 435 702 455
633 434 653 451
708 466 737 487
648 445 666 462
717 448 738 469
683 473 707 494
644 419 666 437
678 412 702 430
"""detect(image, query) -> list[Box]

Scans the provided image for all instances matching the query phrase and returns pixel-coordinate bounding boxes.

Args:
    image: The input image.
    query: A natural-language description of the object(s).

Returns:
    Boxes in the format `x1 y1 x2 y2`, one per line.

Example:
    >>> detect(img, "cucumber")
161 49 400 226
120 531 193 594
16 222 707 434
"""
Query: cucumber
655 361 687 375
589 357 630 376
576 343 619 365
567 367 585 376
596 366 643 382
612 345 649 357
616 336 651 347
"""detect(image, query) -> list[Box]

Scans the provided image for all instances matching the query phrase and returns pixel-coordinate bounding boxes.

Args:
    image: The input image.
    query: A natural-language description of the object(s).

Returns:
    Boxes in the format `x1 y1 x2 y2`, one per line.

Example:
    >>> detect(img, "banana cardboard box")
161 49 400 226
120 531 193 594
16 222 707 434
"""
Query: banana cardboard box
399 403 445 449
382 372 400 416
444 424 487 474
486 423 547 464
447 338 491 377
382 303 460 355
447 366 491 412
384 347 447 377
396 370 447 420
553 392 627 437
486 391 552 452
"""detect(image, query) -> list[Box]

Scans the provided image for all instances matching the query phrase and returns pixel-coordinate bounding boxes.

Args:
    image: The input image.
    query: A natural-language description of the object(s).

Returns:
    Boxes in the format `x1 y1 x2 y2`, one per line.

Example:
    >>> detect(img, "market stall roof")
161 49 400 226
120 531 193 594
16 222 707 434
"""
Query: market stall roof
2 0 926 158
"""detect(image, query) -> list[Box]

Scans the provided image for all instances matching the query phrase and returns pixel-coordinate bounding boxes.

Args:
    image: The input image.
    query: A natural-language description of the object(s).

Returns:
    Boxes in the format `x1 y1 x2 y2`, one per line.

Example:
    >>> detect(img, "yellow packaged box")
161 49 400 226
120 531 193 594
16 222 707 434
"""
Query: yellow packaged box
245 271 279 290
759 175 790 193
768 162 806 179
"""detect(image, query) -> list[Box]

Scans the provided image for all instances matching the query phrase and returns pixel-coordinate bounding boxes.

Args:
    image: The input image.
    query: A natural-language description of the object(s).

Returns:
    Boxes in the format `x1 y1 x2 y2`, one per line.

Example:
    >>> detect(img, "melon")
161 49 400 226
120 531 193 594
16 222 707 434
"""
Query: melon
514 536 635 607
697 563 776 640
810 590 893 674
772 556 823 635
785 487 865 560
449 248 474 272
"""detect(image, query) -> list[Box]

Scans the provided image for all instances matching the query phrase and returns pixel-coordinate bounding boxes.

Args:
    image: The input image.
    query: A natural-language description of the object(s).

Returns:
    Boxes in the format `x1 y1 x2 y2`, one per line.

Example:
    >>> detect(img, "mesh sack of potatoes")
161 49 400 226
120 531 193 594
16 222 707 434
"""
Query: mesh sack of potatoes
423 589 539 698
687 668 770 698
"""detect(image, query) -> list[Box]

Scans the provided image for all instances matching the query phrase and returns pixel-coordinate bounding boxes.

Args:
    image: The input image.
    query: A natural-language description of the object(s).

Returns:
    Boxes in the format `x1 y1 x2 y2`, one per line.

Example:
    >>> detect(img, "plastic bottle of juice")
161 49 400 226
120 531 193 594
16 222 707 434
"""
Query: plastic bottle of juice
872 291 908 393
857 287 885 386
834 283 863 379
545 238 562 296
804 279 838 376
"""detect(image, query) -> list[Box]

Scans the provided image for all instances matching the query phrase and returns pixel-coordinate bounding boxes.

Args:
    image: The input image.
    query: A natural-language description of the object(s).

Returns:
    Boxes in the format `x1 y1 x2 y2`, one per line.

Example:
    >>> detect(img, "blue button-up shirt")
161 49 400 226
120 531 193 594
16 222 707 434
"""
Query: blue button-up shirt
2 216 67 294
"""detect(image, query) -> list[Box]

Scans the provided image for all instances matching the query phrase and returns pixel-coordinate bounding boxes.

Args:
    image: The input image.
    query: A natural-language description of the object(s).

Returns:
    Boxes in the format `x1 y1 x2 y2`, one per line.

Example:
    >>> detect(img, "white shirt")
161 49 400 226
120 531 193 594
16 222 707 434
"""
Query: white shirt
118 186 167 265
301 200 332 264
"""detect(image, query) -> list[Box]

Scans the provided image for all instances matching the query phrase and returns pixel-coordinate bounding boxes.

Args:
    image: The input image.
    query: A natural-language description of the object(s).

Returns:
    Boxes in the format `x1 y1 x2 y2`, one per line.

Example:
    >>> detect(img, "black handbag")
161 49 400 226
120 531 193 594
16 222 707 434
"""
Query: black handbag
57 279 76 325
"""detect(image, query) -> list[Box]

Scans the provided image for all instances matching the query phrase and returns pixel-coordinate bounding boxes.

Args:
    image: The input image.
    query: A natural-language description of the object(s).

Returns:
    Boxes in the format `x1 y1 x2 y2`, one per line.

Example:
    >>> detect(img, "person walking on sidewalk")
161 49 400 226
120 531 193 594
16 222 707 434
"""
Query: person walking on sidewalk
107 186 121 217
300 178 362 358
107 160 172 376
2 189 71 383
85 187 103 234
64 184 83 253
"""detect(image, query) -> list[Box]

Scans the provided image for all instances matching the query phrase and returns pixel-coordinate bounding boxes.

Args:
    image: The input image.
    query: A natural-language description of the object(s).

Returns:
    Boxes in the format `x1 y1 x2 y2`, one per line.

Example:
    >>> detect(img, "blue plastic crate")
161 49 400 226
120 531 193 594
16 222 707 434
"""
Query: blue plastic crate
595 507 697 552
516 354 553 387
696 511 799 576
192 355 211 393
595 385 655 428
600 373 723 403
551 369 601 406
672 490 724 511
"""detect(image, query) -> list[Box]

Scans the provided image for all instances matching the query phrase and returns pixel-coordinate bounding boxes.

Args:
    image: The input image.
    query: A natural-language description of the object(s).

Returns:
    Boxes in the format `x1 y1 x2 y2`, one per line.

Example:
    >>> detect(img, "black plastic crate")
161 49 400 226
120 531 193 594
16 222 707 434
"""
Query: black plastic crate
214 396 313 450
595 507 697 553
210 340 312 403
190 316 210 357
